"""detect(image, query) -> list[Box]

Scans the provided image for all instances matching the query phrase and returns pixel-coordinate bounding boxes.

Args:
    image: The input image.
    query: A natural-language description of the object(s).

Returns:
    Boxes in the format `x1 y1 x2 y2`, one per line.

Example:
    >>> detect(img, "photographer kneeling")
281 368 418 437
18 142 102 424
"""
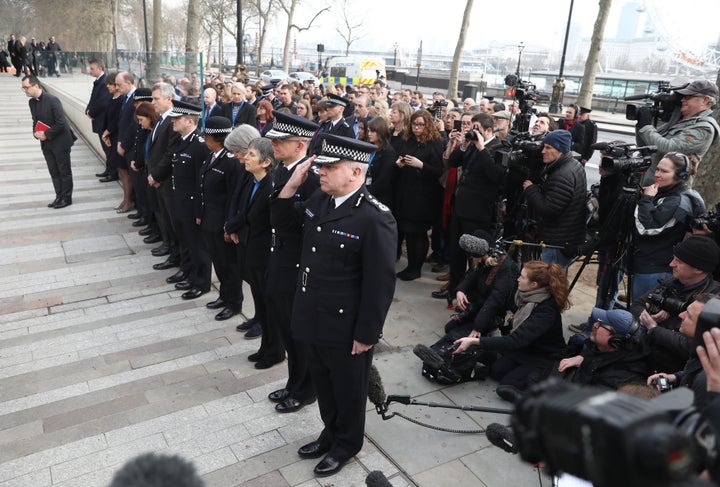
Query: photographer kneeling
647 293 720 409
453 261 569 402
632 236 720 374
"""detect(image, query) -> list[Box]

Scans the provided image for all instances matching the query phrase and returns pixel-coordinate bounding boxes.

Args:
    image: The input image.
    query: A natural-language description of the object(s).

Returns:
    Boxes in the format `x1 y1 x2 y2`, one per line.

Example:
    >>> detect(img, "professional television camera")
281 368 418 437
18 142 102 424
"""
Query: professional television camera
625 81 688 124
494 130 545 168
694 203 720 236
505 74 540 132
512 379 714 487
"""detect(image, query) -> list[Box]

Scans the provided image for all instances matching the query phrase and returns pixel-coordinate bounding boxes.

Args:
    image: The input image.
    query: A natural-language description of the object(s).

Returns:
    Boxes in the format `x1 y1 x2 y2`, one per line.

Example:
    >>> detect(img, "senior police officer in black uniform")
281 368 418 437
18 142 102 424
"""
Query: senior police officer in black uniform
272 134 397 477
167 100 212 299
265 111 320 413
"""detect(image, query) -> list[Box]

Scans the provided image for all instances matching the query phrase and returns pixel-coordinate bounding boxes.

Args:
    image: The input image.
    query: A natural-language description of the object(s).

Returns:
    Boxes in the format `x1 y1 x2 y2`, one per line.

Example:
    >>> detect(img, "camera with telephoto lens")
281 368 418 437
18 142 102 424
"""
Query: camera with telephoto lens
693 203 720 236
597 142 656 175
625 81 686 124
645 286 690 315
428 98 448 119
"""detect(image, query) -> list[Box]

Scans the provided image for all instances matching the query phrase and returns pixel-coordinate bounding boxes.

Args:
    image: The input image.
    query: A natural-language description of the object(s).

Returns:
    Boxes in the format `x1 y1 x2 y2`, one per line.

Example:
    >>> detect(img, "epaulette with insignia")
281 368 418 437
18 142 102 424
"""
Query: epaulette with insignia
365 193 390 212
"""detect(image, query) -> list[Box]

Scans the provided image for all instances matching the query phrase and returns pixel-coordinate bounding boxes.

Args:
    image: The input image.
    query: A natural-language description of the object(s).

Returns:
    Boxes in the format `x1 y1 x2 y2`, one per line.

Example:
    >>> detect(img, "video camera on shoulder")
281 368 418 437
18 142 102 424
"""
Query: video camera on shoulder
625 81 687 124
494 130 545 167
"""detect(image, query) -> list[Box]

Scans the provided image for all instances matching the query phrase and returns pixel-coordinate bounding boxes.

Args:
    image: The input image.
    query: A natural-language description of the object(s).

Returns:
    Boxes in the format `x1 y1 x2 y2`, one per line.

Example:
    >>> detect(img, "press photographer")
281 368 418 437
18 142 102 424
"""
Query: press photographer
631 79 720 186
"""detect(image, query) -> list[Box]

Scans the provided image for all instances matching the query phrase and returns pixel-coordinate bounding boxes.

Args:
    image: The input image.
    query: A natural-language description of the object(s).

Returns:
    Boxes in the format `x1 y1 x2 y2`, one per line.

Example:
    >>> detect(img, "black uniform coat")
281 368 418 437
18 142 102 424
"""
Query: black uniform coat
365 144 397 210
199 149 245 232
225 175 273 265
172 129 208 219
272 186 398 348
86 73 111 134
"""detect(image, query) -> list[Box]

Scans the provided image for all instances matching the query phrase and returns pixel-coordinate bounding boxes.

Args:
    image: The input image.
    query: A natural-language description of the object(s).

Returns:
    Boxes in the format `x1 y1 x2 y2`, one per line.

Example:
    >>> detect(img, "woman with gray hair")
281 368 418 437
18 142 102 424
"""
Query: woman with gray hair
225 139 282 367
224 124 261 157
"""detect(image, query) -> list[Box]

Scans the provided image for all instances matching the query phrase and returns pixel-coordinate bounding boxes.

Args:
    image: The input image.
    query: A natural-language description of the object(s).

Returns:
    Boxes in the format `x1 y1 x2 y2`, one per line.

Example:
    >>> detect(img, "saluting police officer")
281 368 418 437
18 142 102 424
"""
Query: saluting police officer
273 134 397 477
265 111 320 413
166 100 212 299
198 116 247 320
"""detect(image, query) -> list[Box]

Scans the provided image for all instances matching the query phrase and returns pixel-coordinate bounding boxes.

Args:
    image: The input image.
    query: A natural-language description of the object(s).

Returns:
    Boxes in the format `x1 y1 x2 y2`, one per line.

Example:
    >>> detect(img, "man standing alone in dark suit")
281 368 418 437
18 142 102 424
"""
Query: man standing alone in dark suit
8 34 21 76
85 59 112 177
23 74 75 208
274 134 397 477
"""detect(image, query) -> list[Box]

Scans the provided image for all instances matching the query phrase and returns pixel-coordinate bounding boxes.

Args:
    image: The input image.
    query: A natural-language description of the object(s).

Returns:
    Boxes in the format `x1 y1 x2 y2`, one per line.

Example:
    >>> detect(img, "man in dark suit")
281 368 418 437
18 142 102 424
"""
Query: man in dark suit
273 134 397 477
114 71 137 183
265 111 320 413
85 58 112 178
202 87 224 120
221 82 257 127
8 34 21 76
23 75 75 208
147 82 182 271
45 36 61 77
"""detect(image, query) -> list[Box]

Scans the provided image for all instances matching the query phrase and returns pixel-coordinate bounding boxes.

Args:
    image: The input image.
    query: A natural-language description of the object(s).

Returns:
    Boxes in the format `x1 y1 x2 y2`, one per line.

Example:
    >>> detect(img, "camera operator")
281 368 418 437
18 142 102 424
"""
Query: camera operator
647 293 720 409
637 80 720 186
632 236 720 373
630 152 702 302
432 113 504 300
522 130 588 270
556 104 585 156
558 308 650 390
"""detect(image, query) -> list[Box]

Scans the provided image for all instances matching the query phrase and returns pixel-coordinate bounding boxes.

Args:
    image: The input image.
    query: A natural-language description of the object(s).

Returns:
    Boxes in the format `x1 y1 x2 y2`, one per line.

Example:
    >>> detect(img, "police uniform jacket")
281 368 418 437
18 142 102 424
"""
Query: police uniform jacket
199 148 245 233
28 91 74 149
272 186 397 348
267 160 319 293
172 129 208 220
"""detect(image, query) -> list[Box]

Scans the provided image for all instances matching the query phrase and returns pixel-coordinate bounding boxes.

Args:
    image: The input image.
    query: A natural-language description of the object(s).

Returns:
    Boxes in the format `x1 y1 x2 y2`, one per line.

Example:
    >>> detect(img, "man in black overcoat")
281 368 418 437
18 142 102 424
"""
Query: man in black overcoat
85 58 112 177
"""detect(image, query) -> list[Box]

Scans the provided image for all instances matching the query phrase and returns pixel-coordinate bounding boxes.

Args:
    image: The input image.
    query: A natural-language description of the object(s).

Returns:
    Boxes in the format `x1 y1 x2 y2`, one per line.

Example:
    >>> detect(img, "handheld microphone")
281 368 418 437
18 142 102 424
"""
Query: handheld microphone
485 423 518 454
365 470 393 487
412 344 445 370
367 364 387 412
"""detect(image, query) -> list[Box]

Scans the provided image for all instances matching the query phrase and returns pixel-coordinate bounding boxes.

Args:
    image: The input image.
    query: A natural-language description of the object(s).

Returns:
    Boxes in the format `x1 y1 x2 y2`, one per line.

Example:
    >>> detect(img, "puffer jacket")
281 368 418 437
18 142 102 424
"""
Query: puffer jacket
524 152 587 246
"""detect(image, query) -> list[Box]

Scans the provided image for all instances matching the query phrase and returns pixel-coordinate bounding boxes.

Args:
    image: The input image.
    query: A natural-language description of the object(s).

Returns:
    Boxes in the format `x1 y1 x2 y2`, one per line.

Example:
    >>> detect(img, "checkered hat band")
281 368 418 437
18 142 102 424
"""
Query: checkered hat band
320 139 372 163
205 127 232 134
272 121 316 138
135 95 152 101
171 107 201 116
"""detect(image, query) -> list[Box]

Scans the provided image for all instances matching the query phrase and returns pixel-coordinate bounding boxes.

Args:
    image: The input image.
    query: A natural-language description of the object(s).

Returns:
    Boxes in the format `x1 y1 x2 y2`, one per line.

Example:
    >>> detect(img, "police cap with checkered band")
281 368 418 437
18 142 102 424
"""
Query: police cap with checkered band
169 100 202 118
314 133 378 165
265 111 319 139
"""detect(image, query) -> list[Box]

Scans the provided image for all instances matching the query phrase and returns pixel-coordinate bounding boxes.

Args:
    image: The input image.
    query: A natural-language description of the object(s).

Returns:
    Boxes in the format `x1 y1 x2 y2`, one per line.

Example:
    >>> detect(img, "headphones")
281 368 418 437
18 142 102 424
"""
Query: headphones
669 152 691 181
608 319 642 350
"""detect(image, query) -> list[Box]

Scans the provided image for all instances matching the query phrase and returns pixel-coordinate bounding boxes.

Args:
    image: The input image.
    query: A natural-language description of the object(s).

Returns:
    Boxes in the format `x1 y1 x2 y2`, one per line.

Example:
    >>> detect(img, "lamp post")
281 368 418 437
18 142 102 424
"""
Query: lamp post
236 0 243 66
393 42 398 66
549 0 574 114
415 40 422 90
515 41 524 77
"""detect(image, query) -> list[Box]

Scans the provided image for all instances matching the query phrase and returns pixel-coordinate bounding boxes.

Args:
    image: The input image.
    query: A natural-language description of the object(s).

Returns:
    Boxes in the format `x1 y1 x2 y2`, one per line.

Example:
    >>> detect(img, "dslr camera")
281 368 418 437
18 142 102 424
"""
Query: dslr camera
625 81 687 124
645 285 690 315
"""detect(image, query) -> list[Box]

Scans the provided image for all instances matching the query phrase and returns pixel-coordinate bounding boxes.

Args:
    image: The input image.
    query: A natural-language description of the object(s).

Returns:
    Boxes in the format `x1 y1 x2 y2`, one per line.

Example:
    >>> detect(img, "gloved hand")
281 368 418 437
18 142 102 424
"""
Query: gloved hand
636 106 654 129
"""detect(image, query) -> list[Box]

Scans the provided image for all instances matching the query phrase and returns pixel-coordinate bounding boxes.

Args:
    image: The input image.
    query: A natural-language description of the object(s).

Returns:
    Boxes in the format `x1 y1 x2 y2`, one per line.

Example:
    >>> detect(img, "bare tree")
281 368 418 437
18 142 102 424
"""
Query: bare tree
575 0 612 109
446 0 473 99
691 69 720 205
335 0 366 56
278 0 329 73
252 0 277 75
185 0 201 76
146 0 162 81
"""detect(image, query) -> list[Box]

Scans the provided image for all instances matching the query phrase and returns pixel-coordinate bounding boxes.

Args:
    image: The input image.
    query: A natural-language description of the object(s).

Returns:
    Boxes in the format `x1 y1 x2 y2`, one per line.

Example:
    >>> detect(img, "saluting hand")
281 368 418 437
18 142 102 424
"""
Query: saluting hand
278 156 315 199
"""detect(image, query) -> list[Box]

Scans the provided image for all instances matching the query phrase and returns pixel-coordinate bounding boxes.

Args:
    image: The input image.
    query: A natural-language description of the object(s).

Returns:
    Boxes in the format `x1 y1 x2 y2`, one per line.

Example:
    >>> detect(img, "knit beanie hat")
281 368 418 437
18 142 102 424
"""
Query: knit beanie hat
673 236 720 273
543 130 572 153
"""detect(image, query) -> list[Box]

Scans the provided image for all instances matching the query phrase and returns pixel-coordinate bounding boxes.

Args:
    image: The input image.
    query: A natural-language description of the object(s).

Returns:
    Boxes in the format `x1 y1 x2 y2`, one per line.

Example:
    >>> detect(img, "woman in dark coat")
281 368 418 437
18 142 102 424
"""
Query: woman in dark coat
365 116 397 210
393 109 445 280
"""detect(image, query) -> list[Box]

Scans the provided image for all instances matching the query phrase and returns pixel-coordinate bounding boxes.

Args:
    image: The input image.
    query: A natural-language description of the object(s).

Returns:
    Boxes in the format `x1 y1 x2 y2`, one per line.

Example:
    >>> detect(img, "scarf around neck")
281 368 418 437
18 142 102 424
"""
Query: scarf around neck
512 287 552 329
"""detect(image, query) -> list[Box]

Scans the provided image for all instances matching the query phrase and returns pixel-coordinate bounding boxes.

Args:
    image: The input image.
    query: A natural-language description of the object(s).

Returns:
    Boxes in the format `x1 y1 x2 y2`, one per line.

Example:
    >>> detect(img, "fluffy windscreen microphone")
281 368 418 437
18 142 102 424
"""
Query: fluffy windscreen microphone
459 234 489 257
485 423 518 454
365 470 393 487
412 344 445 370
367 364 387 406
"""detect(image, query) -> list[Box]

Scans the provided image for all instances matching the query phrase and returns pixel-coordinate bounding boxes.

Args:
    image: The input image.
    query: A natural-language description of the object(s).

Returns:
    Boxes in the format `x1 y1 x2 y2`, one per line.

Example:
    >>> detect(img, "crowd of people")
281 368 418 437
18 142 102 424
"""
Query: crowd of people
3 34 64 77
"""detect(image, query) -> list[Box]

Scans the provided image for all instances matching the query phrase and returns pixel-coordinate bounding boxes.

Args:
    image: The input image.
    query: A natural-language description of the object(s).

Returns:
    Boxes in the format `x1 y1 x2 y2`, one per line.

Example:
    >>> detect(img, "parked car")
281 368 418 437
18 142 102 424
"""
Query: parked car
260 69 289 84
288 72 318 85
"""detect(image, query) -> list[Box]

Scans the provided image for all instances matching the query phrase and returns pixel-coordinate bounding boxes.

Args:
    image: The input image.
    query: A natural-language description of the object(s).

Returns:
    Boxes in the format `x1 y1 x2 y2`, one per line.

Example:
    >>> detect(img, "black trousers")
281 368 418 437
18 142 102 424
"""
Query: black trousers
265 290 312 400
175 217 211 291
156 183 180 262
308 344 373 461
41 142 73 199
203 229 243 310
247 263 284 361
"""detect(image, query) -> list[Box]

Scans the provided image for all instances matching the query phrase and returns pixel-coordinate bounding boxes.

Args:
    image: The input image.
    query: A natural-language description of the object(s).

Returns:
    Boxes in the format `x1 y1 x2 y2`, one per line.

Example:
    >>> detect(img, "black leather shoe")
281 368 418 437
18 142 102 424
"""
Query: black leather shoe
268 388 290 403
182 287 206 300
143 234 162 244
151 245 170 257
138 227 154 236
95 170 109 178
236 317 259 331
127 212 141 220
298 440 331 459
206 298 225 310
275 396 316 413
215 307 237 321
431 289 450 300
131 218 148 227
99 174 119 183
496 385 523 404
313 455 346 477
53 198 72 209
166 270 188 284
244 322 263 340
47 198 60 208
247 351 264 362
153 258 179 270
174 281 193 290
255 356 283 369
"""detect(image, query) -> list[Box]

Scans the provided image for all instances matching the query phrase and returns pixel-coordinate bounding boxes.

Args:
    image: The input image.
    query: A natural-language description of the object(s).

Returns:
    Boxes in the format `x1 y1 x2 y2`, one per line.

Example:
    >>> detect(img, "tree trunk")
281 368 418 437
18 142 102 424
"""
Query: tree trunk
692 69 720 205
185 0 201 76
281 0 297 73
447 0 473 99
148 0 162 82
576 0 612 109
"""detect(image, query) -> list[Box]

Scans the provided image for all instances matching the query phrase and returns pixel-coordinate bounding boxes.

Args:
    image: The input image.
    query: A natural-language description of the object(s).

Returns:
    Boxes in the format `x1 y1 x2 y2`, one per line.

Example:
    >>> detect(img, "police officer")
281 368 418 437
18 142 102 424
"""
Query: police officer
273 134 397 477
265 111 320 413
167 100 212 299
308 93 354 155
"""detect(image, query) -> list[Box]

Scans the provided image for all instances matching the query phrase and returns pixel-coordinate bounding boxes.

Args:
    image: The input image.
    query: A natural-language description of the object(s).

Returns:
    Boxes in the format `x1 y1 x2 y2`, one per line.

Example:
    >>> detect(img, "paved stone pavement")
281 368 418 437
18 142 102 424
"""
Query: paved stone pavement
0 72 600 487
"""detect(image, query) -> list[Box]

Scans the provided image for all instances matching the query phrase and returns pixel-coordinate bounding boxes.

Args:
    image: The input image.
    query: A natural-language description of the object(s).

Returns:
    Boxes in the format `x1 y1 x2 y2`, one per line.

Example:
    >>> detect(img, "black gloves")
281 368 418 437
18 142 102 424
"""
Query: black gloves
636 106 654 129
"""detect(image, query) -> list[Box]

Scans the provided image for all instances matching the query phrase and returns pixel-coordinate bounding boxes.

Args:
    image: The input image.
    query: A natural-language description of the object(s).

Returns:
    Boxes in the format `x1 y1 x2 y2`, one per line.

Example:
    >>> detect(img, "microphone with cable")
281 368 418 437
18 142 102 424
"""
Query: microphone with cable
365 470 393 487
485 423 518 454
459 233 489 258
368 364 388 414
